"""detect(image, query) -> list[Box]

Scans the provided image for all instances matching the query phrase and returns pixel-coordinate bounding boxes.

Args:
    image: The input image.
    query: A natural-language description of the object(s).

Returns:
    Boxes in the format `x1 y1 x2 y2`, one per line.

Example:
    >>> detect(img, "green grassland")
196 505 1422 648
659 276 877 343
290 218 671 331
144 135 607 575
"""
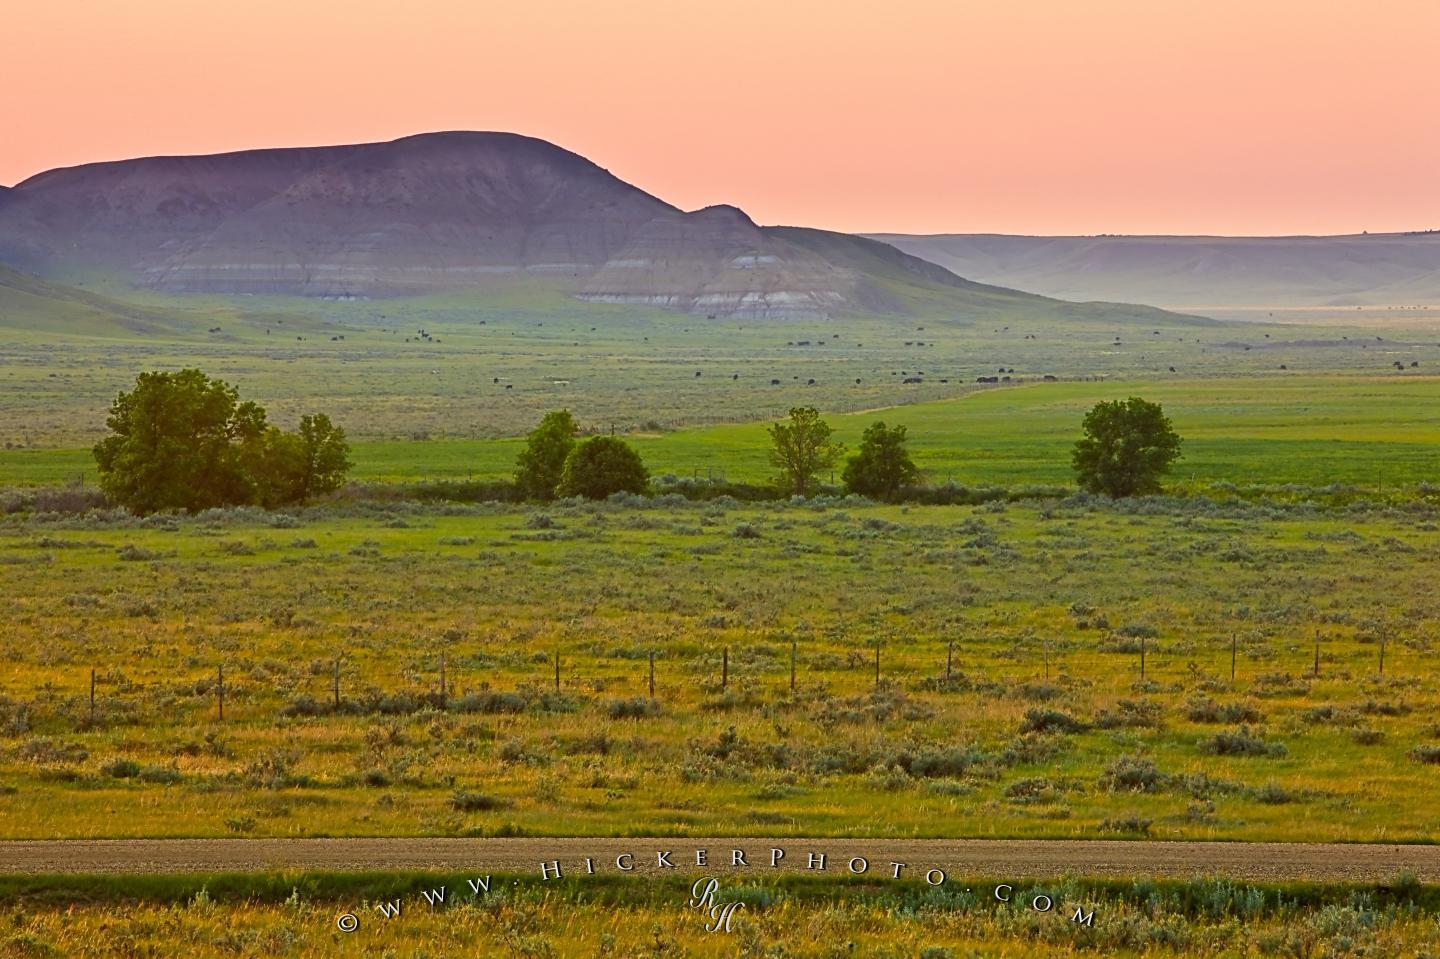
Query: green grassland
5 374 1439 491
3 494 1439 843
4 871 1437 957
4 276 1438 453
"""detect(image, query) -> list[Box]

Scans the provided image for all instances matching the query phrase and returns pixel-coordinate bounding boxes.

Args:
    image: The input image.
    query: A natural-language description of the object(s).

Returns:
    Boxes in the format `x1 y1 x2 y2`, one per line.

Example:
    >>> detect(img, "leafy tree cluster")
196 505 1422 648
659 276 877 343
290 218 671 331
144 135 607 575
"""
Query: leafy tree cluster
512 398 1180 503
763 399 1178 501
514 410 648 500
93 369 351 514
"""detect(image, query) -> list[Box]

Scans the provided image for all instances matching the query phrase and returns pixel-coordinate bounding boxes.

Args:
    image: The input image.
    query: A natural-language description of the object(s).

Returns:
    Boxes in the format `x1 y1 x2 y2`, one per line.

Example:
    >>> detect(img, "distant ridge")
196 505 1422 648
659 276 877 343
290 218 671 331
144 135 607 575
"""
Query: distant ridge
0 132 1192 324
867 232 1440 309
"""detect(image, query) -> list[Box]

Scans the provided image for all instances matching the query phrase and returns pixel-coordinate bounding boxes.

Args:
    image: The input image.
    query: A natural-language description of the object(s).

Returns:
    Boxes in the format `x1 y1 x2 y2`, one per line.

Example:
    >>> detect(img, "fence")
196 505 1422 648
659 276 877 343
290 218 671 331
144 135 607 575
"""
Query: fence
28 629 1406 727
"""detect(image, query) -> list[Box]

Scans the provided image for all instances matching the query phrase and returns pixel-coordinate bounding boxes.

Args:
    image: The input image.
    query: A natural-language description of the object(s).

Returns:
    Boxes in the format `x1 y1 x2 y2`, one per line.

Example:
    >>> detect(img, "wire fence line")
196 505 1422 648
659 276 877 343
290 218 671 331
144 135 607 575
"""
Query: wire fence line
20 630 1406 726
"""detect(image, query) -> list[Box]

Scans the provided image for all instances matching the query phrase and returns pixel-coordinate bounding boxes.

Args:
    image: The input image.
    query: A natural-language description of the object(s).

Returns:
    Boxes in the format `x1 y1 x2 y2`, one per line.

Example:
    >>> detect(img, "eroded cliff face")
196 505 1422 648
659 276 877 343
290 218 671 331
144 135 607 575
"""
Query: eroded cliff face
0 131 1065 320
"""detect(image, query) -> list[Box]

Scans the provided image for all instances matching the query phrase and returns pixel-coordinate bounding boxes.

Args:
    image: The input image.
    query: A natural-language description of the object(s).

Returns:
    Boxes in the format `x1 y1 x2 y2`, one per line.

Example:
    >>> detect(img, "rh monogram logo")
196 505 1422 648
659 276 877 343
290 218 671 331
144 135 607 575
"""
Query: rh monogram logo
688 877 745 934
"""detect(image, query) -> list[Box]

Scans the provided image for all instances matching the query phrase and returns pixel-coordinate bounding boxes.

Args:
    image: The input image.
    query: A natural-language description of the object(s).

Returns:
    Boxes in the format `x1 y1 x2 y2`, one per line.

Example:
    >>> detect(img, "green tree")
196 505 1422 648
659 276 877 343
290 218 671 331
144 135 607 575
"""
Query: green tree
767 406 845 497
94 369 352 514
93 369 266 514
515 410 578 501
1071 397 1182 497
842 421 920 498
557 436 648 499
251 414 352 507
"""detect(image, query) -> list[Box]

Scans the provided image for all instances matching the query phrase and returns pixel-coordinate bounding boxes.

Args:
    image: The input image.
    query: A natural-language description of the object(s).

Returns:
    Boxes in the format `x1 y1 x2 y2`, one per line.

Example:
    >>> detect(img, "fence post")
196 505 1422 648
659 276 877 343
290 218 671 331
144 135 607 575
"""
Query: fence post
333 657 341 708
789 640 797 693
1313 630 1321 678
1379 636 1386 676
89 668 96 723
946 640 953 681
722 647 729 690
1231 634 1237 683
554 650 561 692
649 651 656 699
217 664 225 721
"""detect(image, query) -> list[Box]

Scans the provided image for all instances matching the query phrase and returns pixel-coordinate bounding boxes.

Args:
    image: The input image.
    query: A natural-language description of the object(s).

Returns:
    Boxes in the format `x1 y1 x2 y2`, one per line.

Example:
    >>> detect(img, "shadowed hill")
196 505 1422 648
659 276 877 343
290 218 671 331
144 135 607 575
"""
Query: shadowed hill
0 132 1201 324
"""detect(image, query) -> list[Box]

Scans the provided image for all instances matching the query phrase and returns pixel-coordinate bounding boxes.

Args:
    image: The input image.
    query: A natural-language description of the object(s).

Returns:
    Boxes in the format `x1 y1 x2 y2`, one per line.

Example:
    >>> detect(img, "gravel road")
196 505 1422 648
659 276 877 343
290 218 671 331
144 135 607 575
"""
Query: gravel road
2 838 1436 882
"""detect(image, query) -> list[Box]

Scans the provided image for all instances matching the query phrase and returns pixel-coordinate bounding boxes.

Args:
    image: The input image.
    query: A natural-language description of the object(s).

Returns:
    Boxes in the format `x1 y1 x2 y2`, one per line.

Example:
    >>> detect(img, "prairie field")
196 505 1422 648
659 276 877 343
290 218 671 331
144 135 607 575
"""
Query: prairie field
2 285 1437 454
3 493 1439 842
3 871 1439 958
4 298 1440 952
5 374 1440 492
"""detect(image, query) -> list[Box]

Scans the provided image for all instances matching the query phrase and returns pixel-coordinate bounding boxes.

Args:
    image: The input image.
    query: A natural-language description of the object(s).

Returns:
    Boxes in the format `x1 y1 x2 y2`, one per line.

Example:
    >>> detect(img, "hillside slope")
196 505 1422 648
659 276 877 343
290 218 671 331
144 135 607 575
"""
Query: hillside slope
0 264 189 337
867 232 1440 309
0 132 1199 323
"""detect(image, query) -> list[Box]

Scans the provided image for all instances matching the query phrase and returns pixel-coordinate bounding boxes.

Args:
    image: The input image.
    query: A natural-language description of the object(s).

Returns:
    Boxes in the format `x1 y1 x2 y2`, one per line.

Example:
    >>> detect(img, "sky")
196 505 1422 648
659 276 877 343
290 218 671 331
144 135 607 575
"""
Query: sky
5 0 1438 236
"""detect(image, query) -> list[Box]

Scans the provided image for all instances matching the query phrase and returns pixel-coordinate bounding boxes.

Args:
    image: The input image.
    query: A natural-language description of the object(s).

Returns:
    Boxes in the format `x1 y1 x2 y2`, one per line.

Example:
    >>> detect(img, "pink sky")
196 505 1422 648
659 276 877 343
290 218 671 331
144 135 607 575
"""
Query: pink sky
5 0 1438 236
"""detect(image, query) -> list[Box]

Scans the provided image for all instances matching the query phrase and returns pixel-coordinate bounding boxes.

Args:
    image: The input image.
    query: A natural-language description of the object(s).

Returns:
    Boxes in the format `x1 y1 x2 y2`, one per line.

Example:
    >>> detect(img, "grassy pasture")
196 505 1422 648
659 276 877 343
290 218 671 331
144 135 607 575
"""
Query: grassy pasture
4 280 1439 453
2 495 1438 843
4 871 1438 957
5 374 1439 490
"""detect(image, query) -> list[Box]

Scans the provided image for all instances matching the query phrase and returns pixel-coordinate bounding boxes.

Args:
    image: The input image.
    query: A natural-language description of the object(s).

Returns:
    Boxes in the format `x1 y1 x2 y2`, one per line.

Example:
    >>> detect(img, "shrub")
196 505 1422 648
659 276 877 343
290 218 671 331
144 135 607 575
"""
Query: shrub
450 790 511 812
1202 726 1286 758
604 697 660 720
1409 745 1440 765
1004 777 1063 803
1094 698 1164 729
454 691 528 715
1101 755 1166 792
117 544 163 562
1250 782 1300 805
1099 815 1154 835
1185 696 1263 724
1020 708 1087 735
101 758 142 778
138 764 182 784
16 738 89 764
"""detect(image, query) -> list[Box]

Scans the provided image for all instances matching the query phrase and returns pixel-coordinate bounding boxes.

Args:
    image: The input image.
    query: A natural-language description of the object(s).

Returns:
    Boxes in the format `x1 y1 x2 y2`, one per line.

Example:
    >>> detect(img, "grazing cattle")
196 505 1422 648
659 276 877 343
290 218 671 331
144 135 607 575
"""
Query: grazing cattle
771 379 781 385
903 376 923 384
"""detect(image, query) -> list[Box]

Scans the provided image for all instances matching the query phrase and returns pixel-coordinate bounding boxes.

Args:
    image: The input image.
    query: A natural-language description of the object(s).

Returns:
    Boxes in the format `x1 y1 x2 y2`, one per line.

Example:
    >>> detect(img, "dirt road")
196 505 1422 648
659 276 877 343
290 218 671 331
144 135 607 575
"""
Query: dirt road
2 837 1437 882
